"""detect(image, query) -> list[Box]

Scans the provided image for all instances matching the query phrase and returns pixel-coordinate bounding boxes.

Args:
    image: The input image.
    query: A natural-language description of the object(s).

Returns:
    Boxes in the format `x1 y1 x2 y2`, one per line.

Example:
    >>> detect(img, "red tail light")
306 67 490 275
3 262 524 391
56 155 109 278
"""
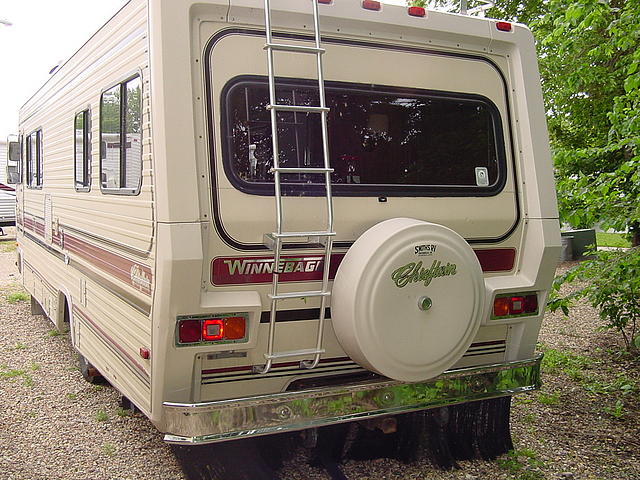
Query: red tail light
496 21 512 32
202 319 224 341
408 6 426 17
493 293 538 318
179 319 201 343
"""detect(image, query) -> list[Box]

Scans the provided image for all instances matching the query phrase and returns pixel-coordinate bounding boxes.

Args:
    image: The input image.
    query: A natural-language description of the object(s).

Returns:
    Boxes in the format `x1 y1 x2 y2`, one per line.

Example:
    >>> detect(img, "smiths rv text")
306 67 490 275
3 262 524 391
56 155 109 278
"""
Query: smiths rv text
9 0 560 473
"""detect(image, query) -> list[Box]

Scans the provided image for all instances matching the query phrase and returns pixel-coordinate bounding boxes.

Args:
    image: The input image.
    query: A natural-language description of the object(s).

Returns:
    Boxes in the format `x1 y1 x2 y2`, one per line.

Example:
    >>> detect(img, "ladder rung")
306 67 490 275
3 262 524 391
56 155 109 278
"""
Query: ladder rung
268 104 330 113
268 290 330 300
271 167 333 174
265 43 325 54
265 348 326 360
271 231 336 238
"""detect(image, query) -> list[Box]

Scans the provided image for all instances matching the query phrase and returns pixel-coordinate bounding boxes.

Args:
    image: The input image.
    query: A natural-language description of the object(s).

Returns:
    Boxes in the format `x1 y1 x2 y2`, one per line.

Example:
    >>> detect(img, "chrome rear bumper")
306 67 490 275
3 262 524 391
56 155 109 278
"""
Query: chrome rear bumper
163 355 542 445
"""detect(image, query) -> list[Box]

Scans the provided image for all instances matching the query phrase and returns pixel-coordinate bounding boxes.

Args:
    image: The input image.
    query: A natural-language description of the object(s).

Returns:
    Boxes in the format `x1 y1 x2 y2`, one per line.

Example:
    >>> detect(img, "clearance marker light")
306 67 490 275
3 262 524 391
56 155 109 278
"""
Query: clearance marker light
318 0 332 4
496 21 512 32
408 6 426 17
362 0 381 11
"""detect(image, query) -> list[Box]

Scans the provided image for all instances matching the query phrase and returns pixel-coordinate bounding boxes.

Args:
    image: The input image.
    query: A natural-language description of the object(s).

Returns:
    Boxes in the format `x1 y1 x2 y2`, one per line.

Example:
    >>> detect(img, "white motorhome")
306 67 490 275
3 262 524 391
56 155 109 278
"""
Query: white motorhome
12 0 560 459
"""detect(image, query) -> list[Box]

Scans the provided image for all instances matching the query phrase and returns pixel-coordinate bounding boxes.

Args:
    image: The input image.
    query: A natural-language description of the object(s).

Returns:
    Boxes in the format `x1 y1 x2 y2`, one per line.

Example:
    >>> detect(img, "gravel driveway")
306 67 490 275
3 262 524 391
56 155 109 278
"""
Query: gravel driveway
1 230 638 479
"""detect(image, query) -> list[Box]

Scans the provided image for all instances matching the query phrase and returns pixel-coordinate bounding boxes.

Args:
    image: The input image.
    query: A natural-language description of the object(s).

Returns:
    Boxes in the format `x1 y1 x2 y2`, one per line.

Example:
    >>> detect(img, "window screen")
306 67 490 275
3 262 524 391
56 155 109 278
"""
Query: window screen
74 110 91 191
223 79 506 196
100 75 142 194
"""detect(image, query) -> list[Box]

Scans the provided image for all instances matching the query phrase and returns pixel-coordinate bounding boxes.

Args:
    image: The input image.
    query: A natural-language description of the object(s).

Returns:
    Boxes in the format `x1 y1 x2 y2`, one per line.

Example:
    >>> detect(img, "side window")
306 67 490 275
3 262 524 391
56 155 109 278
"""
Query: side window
26 130 43 189
100 75 142 194
74 110 91 191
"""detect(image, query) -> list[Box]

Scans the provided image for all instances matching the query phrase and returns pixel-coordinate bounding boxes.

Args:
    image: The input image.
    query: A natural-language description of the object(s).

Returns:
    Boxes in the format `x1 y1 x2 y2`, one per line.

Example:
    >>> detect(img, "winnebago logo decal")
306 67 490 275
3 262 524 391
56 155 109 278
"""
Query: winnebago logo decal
211 254 345 285
391 260 457 288
415 244 437 256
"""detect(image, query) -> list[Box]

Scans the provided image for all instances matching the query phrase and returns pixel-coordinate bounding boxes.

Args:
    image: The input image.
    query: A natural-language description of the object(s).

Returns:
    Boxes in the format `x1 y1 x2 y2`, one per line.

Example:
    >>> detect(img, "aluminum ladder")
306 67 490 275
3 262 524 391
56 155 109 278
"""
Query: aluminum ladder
255 0 335 375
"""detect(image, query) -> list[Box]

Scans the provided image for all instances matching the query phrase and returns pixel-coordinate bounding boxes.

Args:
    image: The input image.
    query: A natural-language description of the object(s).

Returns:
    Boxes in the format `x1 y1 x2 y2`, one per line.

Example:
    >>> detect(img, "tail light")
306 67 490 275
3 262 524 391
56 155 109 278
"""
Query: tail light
178 315 247 345
492 293 538 319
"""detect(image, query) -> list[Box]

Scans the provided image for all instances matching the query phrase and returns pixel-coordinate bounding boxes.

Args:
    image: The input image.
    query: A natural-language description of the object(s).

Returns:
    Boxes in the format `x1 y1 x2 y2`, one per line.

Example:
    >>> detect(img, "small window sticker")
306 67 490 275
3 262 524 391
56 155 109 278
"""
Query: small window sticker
475 167 489 186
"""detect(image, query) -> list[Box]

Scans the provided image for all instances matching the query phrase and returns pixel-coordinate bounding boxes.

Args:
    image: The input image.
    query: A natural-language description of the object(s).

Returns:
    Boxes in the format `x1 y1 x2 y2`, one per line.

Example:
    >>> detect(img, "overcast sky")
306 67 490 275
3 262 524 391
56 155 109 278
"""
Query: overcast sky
0 0 406 140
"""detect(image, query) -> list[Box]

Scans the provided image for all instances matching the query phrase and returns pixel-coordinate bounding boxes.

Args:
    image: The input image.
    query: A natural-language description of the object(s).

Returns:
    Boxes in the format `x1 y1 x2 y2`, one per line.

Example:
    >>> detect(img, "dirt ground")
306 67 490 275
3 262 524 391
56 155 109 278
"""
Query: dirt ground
1 228 638 479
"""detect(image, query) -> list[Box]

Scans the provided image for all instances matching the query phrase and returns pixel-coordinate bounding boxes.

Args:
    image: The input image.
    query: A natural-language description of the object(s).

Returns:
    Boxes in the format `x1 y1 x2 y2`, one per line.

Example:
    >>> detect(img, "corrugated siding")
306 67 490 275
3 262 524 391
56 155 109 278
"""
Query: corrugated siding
17 0 153 413
20 0 153 256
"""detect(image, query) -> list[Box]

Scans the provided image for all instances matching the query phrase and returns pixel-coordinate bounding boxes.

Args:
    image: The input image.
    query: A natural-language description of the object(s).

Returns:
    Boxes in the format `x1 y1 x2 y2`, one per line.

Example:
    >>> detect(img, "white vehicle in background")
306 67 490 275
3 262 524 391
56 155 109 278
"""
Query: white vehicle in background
1 136 18 235
10 0 560 475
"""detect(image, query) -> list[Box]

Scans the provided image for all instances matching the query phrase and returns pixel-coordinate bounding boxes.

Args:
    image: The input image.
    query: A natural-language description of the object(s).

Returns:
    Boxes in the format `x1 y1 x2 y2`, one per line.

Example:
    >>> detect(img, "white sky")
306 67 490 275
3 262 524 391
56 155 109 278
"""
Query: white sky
0 0 406 140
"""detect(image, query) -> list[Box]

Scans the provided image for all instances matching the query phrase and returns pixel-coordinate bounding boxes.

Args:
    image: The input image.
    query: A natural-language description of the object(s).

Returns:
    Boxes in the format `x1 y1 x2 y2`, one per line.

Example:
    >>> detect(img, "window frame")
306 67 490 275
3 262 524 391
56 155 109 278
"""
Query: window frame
99 73 143 196
26 129 43 190
220 76 508 198
74 109 92 192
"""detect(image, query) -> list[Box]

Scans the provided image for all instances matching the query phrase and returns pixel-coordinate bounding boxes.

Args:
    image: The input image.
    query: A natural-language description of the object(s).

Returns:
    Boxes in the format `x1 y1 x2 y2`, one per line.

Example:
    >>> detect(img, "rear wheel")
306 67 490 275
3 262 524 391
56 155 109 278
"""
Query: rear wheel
78 354 104 384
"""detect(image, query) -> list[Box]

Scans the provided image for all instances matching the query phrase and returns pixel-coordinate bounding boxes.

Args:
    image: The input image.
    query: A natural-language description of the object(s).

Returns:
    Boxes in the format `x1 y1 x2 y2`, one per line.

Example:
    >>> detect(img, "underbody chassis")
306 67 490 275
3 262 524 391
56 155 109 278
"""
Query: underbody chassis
164 355 542 444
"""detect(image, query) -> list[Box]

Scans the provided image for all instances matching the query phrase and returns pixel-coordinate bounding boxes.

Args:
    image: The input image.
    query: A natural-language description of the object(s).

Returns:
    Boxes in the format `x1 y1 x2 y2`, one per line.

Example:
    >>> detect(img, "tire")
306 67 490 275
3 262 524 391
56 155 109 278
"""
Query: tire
78 354 105 384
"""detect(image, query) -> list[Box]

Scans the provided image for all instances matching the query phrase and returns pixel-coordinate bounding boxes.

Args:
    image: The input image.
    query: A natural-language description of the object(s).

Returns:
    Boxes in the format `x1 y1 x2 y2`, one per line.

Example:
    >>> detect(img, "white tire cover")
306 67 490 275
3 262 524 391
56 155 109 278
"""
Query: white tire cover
331 218 485 382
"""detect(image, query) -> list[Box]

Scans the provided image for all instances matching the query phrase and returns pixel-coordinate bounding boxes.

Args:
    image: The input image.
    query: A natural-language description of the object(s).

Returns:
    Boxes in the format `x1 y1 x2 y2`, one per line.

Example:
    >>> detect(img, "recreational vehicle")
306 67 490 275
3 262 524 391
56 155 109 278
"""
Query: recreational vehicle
12 0 560 459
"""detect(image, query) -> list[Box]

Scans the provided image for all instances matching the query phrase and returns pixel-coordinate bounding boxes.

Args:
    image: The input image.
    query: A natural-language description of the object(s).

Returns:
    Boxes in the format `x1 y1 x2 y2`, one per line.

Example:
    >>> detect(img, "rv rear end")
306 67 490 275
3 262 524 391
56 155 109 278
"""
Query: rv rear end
151 0 560 444
14 0 560 450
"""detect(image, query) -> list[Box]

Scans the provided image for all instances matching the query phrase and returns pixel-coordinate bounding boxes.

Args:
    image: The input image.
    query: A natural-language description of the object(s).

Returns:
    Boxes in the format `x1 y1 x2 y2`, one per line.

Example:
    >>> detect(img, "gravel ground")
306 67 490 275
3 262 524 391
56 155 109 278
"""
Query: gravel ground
1 230 639 480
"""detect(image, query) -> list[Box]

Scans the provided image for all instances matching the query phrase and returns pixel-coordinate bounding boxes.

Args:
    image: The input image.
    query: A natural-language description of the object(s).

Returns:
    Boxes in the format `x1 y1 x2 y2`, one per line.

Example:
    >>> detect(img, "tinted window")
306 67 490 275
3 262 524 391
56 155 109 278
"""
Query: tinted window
74 110 91 191
124 76 142 190
223 79 506 196
100 75 142 194
26 130 42 189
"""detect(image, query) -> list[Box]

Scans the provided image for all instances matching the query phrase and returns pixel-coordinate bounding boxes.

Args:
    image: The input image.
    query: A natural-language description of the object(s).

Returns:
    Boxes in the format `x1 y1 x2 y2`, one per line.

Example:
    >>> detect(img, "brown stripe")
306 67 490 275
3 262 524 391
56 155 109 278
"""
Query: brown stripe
22 212 153 296
73 305 150 381
201 356 352 376
64 234 152 296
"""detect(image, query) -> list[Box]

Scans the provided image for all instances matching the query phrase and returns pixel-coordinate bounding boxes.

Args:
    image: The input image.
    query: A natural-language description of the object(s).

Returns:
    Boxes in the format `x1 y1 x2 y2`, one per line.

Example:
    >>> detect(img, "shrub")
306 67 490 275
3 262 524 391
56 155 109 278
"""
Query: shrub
549 247 640 353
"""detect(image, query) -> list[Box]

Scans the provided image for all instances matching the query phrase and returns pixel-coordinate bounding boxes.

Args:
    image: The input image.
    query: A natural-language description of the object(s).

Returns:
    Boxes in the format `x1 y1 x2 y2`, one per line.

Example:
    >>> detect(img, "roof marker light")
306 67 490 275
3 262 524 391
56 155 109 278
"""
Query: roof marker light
496 21 512 32
362 0 381 11
318 0 332 4
408 6 426 17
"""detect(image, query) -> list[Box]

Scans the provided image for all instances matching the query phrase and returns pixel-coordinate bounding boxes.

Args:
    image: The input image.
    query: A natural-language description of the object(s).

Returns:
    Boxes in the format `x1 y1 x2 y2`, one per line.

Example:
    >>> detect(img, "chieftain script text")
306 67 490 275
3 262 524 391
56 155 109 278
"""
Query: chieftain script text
391 260 457 288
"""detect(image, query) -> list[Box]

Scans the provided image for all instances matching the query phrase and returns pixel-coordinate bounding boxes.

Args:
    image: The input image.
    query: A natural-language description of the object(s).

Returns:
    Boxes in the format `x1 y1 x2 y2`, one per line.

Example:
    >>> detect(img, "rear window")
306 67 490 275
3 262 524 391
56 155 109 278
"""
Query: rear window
221 77 507 196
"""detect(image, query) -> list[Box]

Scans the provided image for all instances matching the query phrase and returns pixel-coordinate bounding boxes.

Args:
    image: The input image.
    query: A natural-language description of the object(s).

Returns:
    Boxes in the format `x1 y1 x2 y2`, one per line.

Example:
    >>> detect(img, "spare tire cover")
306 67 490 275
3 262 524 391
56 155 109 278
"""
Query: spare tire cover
331 218 485 382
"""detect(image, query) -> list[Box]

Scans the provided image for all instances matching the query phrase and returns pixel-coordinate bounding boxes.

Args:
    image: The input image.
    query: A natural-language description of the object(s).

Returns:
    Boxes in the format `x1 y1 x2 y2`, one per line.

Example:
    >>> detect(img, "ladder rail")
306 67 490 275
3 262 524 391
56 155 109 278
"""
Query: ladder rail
256 0 334 375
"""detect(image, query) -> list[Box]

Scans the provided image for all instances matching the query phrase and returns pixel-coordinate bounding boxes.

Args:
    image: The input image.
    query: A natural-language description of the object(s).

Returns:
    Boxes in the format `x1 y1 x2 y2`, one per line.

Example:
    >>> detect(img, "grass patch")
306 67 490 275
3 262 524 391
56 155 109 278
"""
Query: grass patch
604 399 625 419
23 375 34 387
0 368 27 379
596 232 631 248
116 407 130 417
497 448 545 480
46 329 64 337
0 242 17 253
102 443 117 457
540 345 592 381
12 342 27 351
95 410 109 422
6 292 29 304
65 393 77 400
537 391 561 406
